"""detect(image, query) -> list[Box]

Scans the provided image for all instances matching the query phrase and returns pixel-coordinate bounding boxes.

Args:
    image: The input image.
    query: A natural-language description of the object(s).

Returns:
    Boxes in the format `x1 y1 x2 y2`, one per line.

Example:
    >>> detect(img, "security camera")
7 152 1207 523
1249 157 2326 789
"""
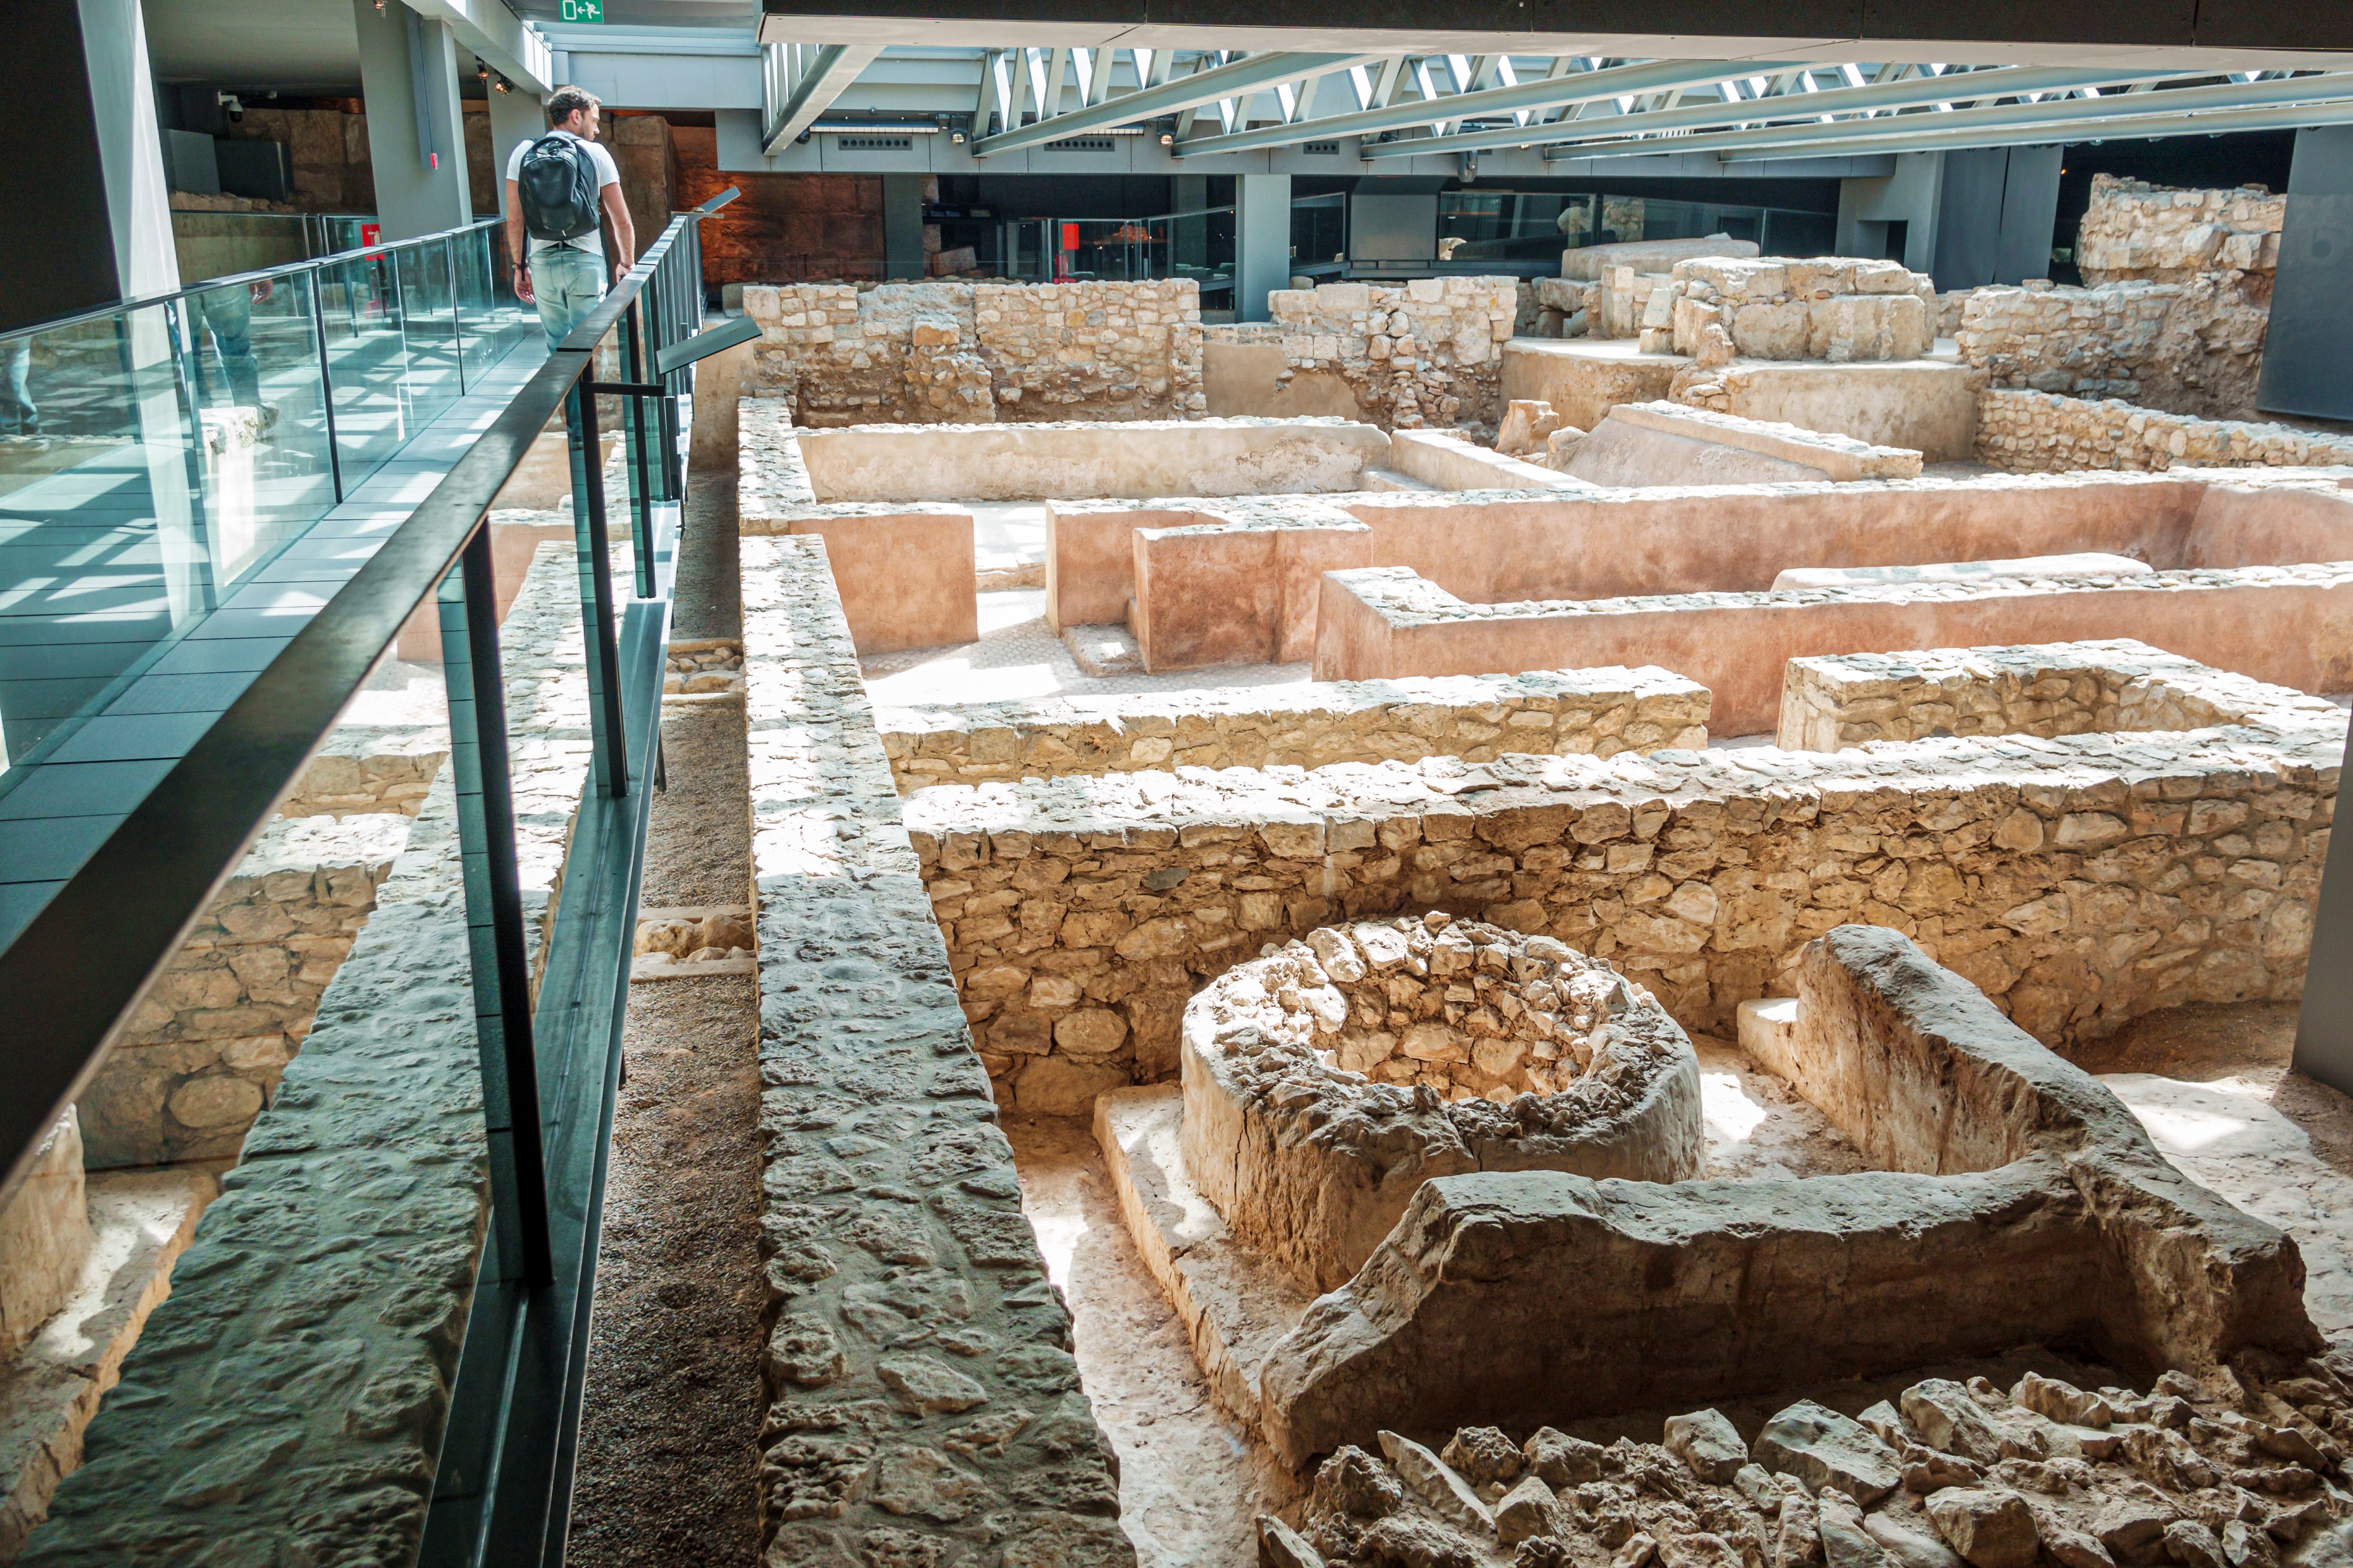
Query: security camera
219 91 244 122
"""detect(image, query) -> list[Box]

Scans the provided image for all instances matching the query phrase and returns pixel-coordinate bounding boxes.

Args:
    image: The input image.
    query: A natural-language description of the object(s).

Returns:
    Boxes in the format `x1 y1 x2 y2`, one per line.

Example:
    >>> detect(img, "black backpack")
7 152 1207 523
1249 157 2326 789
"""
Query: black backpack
518 132 599 243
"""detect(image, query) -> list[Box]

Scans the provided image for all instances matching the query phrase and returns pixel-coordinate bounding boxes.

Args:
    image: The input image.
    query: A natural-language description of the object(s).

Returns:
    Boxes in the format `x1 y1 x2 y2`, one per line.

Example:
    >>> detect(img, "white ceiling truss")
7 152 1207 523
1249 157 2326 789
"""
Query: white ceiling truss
754 41 2353 164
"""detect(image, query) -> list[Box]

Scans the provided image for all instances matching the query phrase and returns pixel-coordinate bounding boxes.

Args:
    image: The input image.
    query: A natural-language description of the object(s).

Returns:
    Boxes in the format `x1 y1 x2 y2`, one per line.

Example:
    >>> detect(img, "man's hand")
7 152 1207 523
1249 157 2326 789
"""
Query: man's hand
613 254 635 283
513 262 535 305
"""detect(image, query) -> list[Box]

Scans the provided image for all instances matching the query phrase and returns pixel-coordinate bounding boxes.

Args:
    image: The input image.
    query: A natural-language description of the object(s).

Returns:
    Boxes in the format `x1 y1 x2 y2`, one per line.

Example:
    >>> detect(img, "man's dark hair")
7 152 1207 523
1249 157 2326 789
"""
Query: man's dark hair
545 87 601 126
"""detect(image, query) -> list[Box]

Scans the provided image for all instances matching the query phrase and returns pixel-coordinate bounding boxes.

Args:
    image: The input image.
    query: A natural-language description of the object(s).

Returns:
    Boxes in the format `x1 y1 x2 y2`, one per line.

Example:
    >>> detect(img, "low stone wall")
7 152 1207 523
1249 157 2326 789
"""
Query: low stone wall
794 414 1388 503
2077 172 2282 284
1210 276 1519 430
1647 256 1938 362
1957 277 2271 422
82 813 409 1170
1977 388 2353 472
741 277 1204 425
20 542 603 1567
740 534 1135 1564
0 1115 89 1362
1773 638 2331 753
1562 400 1923 486
903 669 2335 1102
1313 559 2353 737
1256 924 2320 1466
877 668 1711 790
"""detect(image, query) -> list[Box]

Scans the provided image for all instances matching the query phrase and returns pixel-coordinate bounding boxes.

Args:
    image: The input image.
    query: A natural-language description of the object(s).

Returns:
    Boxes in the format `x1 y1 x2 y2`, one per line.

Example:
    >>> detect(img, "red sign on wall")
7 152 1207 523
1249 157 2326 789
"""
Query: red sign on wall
360 223 381 247
1061 222 1080 252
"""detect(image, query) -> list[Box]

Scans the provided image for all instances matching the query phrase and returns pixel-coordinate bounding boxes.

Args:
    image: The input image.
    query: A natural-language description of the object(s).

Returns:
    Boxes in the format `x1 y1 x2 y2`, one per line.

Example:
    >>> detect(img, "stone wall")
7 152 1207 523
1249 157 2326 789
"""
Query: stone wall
277 729 448 817
877 669 1710 792
903 669 2336 1104
1647 256 1938 362
740 534 1136 1564
1775 639 2318 752
1976 388 2353 472
741 278 1203 426
1240 276 1522 430
1955 279 2273 421
82 813 409 1170
2077 172 2282 284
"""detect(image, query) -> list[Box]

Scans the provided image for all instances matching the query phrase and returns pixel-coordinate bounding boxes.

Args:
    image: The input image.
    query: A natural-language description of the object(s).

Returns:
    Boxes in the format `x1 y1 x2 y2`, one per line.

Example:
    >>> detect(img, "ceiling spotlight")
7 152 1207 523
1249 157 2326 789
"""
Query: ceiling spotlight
477 61 490 82
951 129 966 144
493 72 512 93
1159 131 1173 146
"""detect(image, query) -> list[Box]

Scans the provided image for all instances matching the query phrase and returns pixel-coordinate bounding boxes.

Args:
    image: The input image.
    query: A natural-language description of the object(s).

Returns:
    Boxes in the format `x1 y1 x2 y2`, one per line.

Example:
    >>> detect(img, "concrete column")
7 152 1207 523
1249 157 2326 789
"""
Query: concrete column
355 0 473 238
1234 171 1291 323
1835 151 1944 275
2257 126 2353 423
0 0 179 329
882 173 927 280
485 82 547 217
1929 145 2061 290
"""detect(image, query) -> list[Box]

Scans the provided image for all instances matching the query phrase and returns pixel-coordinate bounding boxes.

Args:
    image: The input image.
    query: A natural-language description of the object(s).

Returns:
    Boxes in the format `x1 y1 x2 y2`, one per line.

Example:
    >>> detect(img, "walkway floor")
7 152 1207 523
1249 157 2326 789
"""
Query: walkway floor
0 347 546 949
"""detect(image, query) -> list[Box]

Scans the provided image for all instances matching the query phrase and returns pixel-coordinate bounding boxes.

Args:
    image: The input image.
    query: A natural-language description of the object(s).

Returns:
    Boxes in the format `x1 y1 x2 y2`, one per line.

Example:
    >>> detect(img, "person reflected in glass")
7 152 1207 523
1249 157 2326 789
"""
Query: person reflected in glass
0 339 35 436
191 279 275 409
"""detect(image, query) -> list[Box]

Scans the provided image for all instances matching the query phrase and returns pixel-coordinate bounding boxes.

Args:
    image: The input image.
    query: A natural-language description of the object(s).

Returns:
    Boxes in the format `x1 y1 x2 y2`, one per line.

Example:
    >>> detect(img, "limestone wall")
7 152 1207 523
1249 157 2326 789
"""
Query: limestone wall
740 277 1204 426
1560 400 1924 486
877 668 1711 791
739 534 1136 1564
2077 172 2282 284
277 729 448 816
1648 256 1938 362
82 813 409 1169
1774 639 2324 752
904 682 2336 1105
1977 388 2353 472
1956 279 2272 421
1223 276 1521 430
1315 558 2353 737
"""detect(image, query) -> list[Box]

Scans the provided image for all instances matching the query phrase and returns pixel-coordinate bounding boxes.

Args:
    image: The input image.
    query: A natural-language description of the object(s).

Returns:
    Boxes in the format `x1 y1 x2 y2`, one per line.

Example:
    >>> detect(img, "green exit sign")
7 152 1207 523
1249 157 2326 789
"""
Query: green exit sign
559 0 602 21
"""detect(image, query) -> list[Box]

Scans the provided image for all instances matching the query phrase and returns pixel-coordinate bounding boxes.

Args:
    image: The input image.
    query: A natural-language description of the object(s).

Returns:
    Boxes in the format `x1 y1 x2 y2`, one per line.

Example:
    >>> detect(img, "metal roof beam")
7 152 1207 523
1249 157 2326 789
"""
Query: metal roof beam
1537 69 2353 161
970 48 1377 155
1710 96 2353 162
1173 54 1807 157
763 43 882 152
1361 62 2200 159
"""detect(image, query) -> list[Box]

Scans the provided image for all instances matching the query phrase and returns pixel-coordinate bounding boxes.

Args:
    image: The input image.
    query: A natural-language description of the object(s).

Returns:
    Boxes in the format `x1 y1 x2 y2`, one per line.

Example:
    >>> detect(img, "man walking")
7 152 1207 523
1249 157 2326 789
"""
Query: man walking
505 87 635 347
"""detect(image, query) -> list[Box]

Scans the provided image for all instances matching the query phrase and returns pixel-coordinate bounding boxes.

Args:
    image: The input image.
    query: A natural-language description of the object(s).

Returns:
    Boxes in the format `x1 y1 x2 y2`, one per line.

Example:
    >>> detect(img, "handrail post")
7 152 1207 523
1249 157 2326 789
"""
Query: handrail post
568 375 630 797
619 299 655 600
306 267 346 505
439 523 554 1286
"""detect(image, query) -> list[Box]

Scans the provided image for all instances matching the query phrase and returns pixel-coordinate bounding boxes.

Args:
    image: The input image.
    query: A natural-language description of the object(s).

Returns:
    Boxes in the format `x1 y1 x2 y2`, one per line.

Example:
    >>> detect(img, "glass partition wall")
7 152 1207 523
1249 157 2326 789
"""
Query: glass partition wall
0 218 532 779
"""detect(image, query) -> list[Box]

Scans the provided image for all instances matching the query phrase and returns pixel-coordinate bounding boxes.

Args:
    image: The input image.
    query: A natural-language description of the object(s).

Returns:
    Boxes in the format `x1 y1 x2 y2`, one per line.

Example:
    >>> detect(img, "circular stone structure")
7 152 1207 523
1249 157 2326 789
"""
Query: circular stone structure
1179 912 1705 1292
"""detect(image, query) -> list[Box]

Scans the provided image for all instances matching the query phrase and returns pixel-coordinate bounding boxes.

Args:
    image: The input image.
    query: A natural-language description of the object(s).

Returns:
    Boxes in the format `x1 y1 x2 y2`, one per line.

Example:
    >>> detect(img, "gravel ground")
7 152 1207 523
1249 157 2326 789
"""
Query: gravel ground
567 474 764 1568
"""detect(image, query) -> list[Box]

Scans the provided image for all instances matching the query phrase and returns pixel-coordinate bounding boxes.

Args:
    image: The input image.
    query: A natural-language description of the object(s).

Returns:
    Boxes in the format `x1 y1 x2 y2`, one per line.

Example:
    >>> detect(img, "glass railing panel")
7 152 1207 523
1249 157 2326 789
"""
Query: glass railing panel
316 249 416 489
0 303 207 781
455 224 532 388
170 212 314 290
394 241 463 433
176 277 337 584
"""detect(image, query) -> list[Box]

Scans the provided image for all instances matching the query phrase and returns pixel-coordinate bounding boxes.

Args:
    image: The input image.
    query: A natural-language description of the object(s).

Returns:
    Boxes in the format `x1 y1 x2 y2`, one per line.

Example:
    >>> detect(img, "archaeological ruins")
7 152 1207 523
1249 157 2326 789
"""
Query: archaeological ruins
18 106 2353 1568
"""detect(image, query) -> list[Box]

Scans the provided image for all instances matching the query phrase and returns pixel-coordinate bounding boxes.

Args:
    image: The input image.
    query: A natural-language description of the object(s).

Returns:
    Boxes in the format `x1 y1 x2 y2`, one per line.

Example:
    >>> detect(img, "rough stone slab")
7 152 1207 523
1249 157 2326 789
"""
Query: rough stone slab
0 1168 212 1563
742 532 1136 1565
1772 556 2152 594
1093 1085 1316 1429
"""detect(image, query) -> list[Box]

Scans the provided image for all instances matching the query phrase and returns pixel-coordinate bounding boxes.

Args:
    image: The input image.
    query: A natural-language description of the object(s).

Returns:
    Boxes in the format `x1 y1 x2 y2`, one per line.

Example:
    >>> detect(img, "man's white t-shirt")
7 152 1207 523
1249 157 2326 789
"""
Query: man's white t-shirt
506 129 622 259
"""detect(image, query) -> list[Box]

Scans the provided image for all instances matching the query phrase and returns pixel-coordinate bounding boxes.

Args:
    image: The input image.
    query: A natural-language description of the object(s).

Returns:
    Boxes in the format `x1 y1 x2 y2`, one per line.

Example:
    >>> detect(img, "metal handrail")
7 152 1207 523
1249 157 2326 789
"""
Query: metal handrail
0 181 737 1567
0 214 506 344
